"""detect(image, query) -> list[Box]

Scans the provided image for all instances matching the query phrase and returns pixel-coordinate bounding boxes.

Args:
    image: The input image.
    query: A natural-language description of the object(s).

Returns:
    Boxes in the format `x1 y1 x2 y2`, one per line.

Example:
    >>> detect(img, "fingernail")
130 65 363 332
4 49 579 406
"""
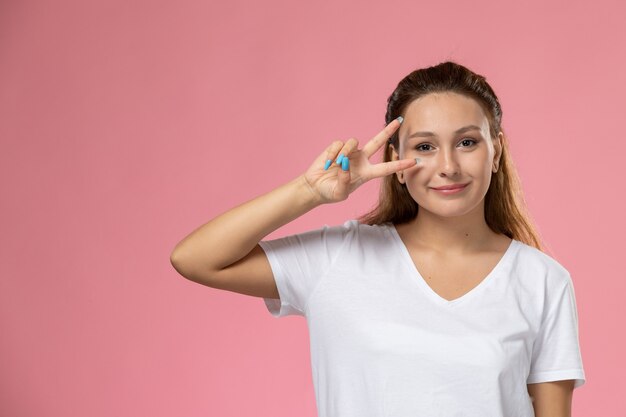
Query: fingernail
415 158 421 164
323 159 332 170
336 153 344 165
396 116 404 124
341 157 349 171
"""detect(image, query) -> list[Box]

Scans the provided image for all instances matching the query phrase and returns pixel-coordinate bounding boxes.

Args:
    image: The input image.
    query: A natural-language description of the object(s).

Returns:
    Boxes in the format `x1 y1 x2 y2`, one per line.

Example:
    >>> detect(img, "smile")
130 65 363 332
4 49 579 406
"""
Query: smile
431 183 469 195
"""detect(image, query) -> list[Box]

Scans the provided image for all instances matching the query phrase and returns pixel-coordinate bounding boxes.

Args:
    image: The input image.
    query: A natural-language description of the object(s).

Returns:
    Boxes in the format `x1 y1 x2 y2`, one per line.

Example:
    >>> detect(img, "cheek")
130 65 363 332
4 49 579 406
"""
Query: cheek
403 161 428 183
474 157 493 175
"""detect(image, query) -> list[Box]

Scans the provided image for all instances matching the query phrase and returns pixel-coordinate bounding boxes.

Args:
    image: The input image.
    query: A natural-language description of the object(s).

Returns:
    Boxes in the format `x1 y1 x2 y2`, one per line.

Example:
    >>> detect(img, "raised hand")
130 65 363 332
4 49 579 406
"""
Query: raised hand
303 117 420 204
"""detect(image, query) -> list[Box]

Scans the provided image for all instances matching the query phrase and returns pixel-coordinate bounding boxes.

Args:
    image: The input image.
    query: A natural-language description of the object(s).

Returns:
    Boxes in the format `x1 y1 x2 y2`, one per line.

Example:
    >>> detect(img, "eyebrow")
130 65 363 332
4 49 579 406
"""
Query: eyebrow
404 125 483 141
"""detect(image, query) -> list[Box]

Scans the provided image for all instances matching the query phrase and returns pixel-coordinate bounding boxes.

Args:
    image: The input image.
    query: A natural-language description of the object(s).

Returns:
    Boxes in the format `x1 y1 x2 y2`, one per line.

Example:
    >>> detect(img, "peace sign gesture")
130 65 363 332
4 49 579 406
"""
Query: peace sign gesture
303 117 421 204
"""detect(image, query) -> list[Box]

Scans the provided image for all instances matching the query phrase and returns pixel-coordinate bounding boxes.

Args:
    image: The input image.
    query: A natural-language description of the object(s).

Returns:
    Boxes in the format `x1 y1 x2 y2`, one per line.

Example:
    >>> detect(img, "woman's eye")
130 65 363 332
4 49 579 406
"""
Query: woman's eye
415 144 433 152
415 139 477 152
460 138 477 147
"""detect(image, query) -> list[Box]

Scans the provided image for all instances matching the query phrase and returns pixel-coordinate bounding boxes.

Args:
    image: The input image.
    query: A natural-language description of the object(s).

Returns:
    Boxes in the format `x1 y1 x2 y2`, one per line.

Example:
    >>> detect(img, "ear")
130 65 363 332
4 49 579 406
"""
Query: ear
390 144 406 184
492 131 504 173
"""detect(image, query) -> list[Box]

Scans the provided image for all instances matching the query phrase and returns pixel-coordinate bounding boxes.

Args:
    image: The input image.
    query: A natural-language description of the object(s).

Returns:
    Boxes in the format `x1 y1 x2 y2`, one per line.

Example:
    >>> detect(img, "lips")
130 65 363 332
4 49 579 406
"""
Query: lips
431 183 468 190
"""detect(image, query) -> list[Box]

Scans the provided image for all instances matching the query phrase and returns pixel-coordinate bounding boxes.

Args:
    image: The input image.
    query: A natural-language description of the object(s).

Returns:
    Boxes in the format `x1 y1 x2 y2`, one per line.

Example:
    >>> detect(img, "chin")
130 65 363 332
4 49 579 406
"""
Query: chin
429 209 476 219
416 200 483 219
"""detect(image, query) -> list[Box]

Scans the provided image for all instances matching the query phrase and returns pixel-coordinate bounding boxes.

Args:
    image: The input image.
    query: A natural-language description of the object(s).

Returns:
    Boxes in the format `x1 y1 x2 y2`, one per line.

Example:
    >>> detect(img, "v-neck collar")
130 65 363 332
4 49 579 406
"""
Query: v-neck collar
388 224 519 307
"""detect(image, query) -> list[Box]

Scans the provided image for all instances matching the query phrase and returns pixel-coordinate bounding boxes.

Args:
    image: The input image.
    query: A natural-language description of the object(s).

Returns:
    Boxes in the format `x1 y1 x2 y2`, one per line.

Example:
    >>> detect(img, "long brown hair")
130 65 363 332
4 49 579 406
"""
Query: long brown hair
359 61 545 251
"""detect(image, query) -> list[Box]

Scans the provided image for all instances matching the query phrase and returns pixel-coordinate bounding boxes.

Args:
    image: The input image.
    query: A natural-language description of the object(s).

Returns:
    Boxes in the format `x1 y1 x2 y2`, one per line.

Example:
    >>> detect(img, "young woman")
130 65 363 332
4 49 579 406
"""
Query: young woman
170 61 586 417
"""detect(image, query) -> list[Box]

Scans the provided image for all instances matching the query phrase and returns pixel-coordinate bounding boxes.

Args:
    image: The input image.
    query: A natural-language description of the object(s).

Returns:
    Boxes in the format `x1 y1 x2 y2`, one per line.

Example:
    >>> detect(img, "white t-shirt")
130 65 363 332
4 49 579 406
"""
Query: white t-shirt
259 220 586 417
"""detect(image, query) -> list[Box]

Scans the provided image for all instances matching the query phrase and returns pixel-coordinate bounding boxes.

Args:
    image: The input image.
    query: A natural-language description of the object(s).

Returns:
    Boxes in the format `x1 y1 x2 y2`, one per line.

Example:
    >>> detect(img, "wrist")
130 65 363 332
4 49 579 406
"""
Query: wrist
293 174 324 208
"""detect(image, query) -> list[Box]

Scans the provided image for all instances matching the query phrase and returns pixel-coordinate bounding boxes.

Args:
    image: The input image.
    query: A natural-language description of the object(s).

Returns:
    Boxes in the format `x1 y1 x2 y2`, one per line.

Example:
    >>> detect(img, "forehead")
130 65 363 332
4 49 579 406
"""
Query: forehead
401 92 490 138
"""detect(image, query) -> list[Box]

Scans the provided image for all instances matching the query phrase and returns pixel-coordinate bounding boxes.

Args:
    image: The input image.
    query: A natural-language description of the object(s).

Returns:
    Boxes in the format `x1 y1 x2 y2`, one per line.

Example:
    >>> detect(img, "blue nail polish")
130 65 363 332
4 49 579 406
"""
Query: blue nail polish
323 159 332 170
396 116 404 124
341 157 349 171
336 154 344 165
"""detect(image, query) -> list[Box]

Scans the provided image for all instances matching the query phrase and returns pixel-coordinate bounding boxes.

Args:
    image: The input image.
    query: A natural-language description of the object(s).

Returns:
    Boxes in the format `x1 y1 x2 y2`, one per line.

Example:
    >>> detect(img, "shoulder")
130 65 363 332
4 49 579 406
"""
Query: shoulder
263 220 392 250
511 239 572 289
339 219 395 240
317 219 393 235
310 220 396 251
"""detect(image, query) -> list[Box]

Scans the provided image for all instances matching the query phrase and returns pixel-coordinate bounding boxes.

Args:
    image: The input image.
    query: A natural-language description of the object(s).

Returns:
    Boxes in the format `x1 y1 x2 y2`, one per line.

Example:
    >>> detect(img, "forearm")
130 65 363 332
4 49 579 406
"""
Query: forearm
170 174 321 272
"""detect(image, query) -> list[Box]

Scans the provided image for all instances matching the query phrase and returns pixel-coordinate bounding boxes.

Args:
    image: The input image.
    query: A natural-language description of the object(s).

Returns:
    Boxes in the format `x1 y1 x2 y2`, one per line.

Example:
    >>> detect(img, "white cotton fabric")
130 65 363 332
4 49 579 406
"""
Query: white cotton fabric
259 220 586 417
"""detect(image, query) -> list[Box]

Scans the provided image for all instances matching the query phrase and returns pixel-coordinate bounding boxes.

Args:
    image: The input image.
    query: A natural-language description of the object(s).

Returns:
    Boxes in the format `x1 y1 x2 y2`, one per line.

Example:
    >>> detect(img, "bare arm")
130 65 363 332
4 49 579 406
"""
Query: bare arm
527 380 575 417
169 174 321 288
169 118 418 297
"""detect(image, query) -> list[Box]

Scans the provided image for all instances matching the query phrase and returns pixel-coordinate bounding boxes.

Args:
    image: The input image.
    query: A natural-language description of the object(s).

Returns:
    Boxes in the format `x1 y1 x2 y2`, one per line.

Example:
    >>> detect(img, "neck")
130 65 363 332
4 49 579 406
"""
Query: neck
401 202 496 254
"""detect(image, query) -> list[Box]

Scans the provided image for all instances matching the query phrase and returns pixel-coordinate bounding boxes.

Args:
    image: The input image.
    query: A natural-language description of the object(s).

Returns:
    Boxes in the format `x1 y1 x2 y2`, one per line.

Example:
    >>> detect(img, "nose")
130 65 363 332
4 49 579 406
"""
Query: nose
437 147 460 178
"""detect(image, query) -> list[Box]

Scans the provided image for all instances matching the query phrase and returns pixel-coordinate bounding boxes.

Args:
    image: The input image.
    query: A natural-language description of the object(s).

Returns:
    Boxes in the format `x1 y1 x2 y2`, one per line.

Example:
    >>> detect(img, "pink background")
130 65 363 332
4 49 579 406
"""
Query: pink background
1 0 624 416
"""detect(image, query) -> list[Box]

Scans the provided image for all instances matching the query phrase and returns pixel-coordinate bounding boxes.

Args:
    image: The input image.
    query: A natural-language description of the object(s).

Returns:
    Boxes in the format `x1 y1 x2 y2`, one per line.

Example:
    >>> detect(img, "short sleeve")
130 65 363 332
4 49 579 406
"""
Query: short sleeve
527 273 586 388
259 221 354 318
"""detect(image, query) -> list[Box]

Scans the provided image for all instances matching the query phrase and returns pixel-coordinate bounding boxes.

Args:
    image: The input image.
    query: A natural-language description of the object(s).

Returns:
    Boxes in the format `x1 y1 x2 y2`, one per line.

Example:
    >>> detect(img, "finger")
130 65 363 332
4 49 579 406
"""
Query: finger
334 138 359 166
322 140 344 170
334 154 351 198
362 117 403 158
367 157 420 179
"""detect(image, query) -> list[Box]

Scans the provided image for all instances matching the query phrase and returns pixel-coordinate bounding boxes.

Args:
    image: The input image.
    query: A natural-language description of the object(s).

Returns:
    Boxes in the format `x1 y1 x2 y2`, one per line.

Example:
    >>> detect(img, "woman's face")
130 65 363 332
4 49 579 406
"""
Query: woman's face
392 92 503 219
